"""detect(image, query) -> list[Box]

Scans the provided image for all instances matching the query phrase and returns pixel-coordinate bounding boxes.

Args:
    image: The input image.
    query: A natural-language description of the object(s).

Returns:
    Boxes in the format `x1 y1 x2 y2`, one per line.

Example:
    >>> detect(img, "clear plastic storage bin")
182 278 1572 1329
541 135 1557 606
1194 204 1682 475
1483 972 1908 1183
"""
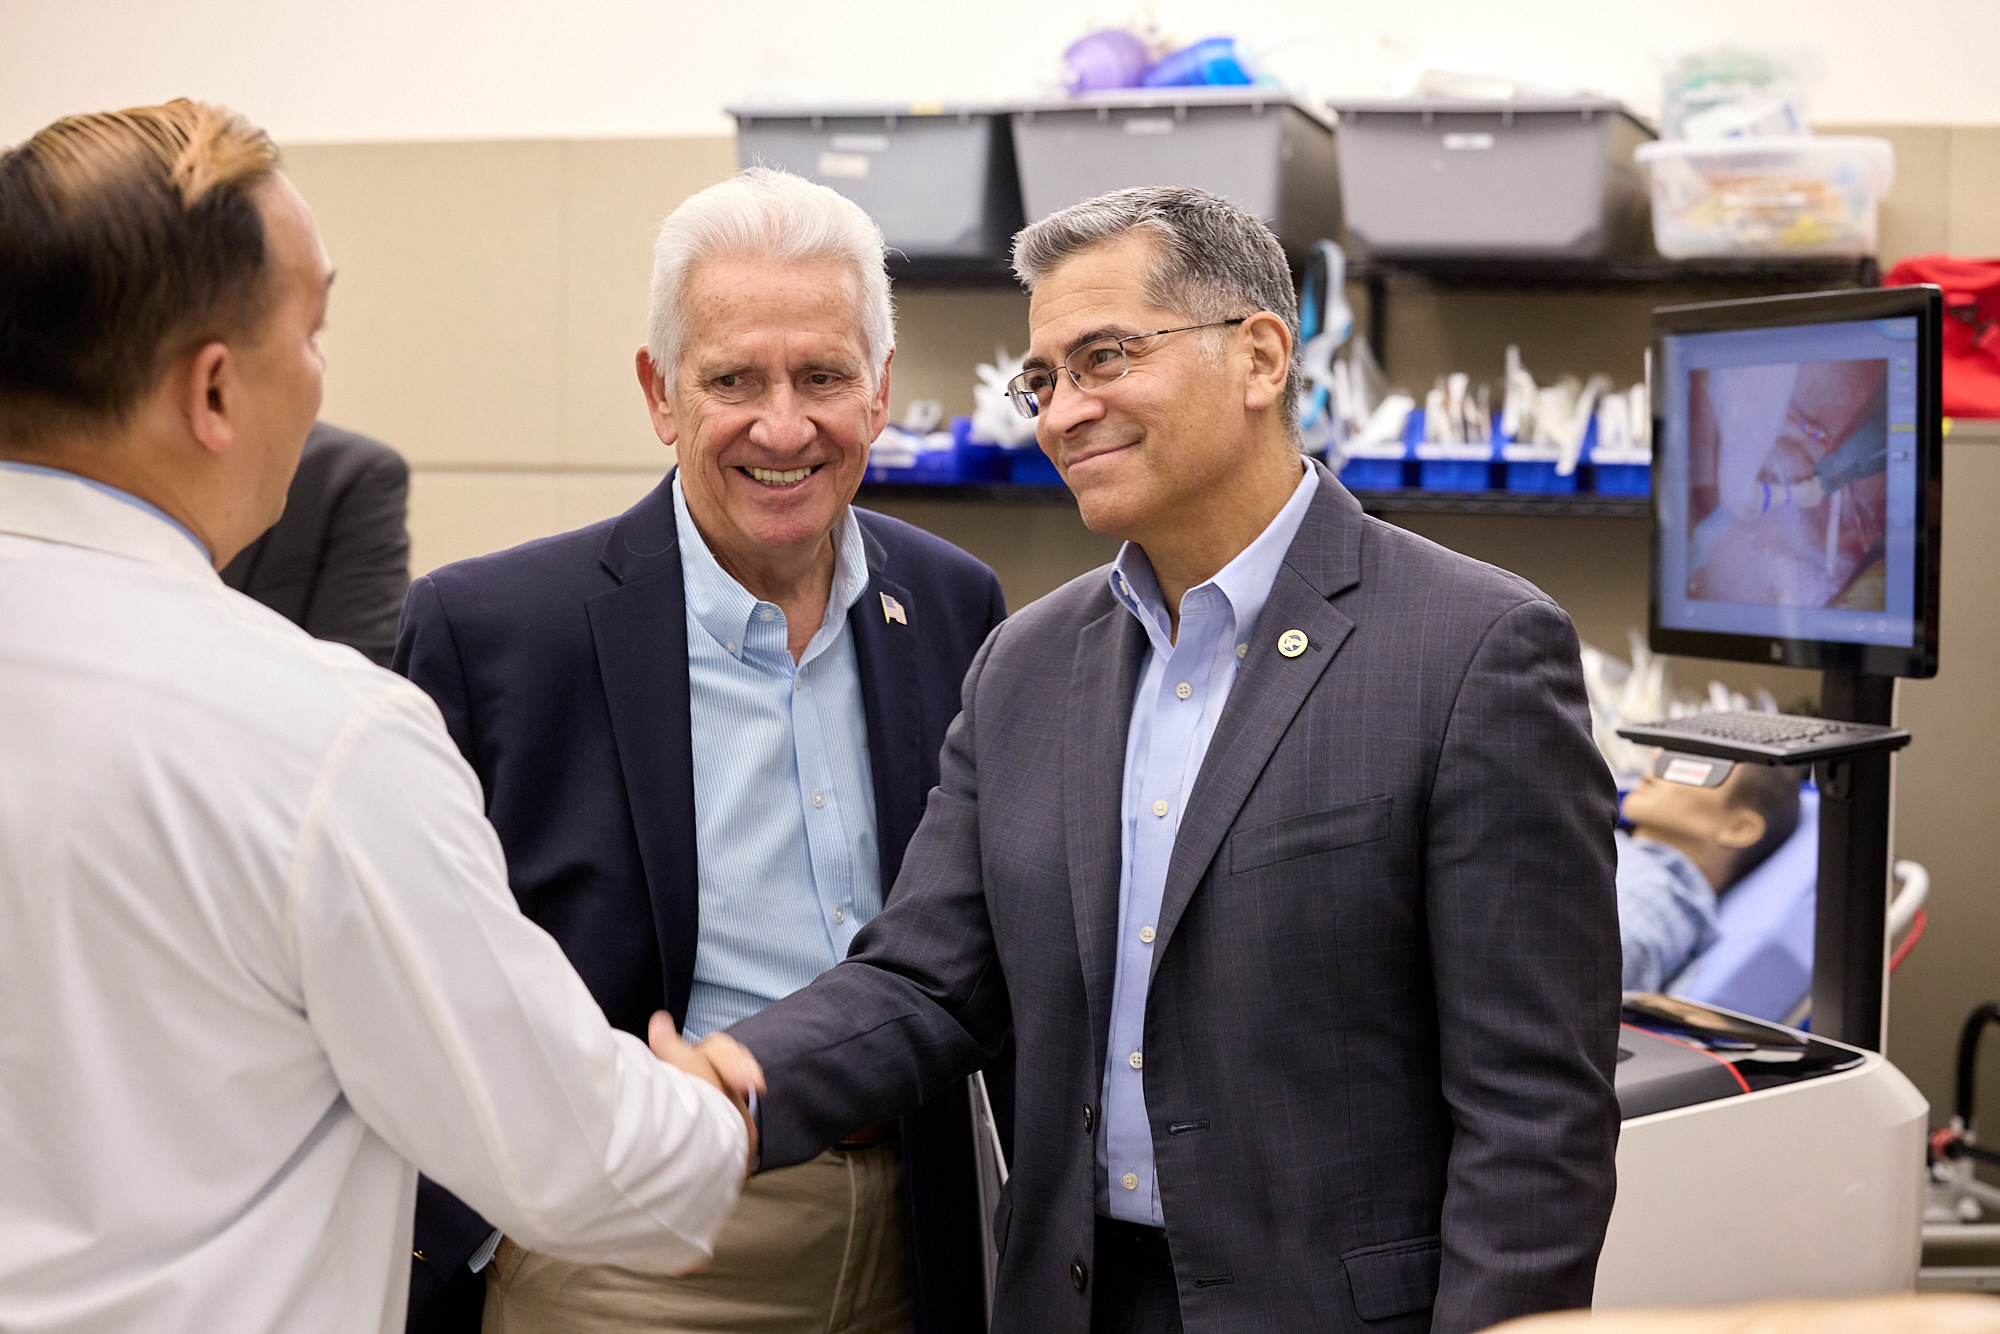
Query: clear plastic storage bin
1635 136 1894 258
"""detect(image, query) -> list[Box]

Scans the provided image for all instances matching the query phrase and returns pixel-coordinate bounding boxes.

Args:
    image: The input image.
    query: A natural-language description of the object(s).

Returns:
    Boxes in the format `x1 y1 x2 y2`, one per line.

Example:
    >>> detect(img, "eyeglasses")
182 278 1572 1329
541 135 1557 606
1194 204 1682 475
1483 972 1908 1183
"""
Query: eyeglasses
1004 319 1248 420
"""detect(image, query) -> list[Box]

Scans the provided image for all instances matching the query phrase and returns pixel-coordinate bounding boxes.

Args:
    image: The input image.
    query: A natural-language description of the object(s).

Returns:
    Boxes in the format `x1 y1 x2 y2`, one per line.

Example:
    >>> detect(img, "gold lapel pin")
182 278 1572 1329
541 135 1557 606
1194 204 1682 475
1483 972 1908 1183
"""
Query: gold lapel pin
1277 629 1308 658
880 592 907 626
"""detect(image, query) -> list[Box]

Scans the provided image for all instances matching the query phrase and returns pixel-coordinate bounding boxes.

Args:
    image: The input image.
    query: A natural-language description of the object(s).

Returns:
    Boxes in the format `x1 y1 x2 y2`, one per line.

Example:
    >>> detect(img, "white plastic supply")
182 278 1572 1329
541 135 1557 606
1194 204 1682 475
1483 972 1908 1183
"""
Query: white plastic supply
1593 386 1655 467
968 348 1040 448
1344 392 1416 459
1636 136 1894 259
1658 46 1820 142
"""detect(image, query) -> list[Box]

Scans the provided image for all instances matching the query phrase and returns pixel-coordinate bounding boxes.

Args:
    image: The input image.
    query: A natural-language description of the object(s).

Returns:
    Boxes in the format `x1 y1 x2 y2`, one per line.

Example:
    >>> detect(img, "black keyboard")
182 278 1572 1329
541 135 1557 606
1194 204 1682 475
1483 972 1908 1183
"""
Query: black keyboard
1617 711 1911 765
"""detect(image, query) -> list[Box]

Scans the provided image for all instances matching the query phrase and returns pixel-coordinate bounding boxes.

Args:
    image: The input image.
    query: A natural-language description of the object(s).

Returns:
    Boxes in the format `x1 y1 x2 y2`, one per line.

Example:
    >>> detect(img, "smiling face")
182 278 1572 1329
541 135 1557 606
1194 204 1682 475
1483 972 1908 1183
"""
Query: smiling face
1024 232 1254 544
642 254 887 582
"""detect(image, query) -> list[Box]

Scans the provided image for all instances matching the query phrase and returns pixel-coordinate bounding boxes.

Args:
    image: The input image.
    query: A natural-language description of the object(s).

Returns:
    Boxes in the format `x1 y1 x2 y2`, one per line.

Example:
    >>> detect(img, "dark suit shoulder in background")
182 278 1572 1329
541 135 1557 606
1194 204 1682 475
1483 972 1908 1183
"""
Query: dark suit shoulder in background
222 421 411 666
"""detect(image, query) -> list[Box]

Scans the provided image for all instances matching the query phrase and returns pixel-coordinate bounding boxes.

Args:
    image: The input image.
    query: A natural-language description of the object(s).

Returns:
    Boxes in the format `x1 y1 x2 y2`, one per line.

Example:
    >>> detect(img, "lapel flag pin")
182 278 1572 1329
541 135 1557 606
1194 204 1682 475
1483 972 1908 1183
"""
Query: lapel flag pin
1277 629 1308 658
881 592 907 626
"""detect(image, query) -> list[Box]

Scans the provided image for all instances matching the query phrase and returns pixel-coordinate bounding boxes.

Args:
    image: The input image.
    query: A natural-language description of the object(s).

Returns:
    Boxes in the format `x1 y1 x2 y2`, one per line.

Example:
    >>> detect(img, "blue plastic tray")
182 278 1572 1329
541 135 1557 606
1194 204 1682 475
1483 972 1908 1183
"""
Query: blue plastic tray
1338 457 1406 490
1592 463 1650 496
1505 461 1579 493
1008 449 1064 486
1418 460 1492 491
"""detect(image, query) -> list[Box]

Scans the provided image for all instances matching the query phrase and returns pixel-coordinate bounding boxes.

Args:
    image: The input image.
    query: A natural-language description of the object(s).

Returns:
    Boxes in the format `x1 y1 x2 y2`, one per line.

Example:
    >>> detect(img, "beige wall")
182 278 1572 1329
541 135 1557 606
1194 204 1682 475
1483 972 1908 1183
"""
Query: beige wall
284 138 738 575
286 126 2000 1127
16 1 2000 146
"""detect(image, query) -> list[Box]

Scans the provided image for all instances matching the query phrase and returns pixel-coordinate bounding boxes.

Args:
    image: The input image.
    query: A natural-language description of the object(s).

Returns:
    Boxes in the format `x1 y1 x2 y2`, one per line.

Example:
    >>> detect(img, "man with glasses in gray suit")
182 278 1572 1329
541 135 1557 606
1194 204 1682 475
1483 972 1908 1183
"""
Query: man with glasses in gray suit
703 186 1623 1334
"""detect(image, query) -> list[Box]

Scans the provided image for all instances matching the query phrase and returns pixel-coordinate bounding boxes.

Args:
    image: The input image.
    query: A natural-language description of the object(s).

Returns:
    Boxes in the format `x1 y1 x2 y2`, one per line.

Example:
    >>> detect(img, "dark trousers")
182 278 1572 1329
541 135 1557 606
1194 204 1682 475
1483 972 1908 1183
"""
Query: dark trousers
1091 1217 1183 1334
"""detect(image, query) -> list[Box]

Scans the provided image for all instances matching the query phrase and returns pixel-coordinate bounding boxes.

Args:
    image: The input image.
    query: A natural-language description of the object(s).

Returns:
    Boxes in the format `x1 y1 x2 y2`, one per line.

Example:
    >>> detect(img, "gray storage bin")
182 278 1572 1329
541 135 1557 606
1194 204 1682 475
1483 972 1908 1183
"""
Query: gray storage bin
1010 89 1340 263
728 104 1022 261
1327 98 1655 257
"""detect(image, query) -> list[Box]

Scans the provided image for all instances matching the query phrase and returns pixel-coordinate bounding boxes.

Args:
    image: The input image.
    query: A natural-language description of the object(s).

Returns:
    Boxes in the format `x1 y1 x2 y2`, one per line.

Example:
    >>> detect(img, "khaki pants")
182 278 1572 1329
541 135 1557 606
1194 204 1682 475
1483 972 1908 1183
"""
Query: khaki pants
483 1143 912 1334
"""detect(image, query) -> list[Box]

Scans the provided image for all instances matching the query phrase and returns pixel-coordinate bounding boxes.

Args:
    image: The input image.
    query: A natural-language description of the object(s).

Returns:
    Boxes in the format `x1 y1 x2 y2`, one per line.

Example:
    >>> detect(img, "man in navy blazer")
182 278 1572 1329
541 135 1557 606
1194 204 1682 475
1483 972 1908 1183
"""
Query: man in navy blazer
395 170 1007 1333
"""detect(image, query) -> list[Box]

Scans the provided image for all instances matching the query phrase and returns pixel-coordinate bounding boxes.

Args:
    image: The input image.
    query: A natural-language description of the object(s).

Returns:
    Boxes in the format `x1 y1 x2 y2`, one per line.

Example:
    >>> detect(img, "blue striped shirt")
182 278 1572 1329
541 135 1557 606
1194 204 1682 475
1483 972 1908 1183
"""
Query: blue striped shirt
674 477 881 1041
1099 462 1318 1224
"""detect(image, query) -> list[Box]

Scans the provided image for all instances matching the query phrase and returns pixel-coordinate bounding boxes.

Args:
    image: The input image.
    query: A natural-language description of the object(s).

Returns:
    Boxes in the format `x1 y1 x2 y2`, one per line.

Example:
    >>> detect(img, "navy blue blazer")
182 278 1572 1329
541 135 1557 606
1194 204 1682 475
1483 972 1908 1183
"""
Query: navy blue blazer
392 474 1007 1333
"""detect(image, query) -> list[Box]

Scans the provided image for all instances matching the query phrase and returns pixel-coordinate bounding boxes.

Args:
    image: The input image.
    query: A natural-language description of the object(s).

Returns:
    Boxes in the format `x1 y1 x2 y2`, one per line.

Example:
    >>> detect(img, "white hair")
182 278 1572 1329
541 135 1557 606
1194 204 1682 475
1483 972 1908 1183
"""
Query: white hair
647 167 894 389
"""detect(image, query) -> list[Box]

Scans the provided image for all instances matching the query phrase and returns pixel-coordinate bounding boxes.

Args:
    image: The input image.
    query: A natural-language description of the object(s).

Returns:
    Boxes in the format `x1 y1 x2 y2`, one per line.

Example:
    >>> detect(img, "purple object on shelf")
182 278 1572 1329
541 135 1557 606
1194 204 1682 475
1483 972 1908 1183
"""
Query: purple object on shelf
1062 30 1151 95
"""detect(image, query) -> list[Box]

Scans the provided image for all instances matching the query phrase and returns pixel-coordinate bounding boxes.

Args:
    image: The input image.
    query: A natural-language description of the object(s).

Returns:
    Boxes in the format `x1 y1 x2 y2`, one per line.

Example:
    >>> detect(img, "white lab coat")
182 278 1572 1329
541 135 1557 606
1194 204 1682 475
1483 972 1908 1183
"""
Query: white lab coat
0 468 745 1333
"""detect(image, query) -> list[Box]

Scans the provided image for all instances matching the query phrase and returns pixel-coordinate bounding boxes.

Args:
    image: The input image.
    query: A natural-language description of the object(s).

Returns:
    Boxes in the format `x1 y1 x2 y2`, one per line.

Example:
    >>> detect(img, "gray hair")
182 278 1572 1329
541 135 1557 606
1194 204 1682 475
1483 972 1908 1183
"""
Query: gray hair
1012 186 1301 437
647 167 894 389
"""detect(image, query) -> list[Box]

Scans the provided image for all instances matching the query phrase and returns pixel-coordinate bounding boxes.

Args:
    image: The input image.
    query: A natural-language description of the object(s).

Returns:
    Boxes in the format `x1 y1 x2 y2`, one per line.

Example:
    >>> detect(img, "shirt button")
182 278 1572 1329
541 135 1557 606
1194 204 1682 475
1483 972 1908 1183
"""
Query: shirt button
832 907 846 924
1175 682 1192 700
758 608 775 622
726 641 738 653
1236 643 1248 659
812 791 826 808
1139 925 1155 944
1128 1051 1143 1070
794 679 804 692
1152 799 1168 818
1122 1172 1138 1191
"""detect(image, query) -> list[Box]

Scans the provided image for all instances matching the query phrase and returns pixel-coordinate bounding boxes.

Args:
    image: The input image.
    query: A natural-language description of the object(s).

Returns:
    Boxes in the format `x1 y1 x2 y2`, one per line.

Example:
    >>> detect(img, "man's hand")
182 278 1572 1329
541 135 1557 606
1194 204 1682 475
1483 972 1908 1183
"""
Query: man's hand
694 1032 766 1104
648 1012 761 1179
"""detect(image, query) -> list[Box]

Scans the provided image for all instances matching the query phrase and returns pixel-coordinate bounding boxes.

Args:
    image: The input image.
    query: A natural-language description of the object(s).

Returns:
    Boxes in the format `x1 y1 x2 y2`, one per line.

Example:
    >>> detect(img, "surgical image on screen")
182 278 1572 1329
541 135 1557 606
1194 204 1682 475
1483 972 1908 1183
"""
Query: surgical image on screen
1685 358 1889 611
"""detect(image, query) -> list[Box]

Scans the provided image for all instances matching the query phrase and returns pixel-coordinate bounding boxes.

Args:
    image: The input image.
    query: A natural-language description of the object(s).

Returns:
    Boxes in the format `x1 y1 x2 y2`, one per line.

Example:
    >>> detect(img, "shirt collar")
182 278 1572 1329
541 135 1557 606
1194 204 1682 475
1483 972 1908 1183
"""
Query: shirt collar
1108 459 1318 653
0 461 216 577
672 473 869 661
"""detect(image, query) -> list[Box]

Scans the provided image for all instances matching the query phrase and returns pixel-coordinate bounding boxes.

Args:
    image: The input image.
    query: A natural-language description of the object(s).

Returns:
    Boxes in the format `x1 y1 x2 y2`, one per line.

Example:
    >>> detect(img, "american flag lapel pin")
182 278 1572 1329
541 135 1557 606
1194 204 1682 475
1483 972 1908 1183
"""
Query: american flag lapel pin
881 592 907 626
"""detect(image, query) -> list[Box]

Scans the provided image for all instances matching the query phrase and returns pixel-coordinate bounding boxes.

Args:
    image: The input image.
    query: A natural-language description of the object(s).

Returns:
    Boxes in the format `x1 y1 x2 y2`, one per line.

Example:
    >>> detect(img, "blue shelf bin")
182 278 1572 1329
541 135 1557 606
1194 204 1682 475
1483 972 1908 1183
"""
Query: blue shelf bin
1504 461 1578 493
864 447 959 485
1404 409 1496 490
1337 457 1407 490
1419 459 1493 490
1008 448 1064 486
949 416 1010 483
1592 463 1651 496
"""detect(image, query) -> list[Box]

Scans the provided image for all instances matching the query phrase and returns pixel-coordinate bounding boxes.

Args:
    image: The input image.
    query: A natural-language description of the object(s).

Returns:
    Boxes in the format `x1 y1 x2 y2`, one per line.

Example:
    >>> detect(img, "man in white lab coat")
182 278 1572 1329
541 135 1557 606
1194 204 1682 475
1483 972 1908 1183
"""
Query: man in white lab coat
0 100 751 1334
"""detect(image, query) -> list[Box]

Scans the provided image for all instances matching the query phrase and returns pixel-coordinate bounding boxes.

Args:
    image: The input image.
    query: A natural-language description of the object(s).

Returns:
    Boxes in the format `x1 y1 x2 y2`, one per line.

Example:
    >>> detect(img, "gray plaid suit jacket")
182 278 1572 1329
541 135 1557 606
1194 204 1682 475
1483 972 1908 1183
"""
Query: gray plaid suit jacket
730 461 1622 1333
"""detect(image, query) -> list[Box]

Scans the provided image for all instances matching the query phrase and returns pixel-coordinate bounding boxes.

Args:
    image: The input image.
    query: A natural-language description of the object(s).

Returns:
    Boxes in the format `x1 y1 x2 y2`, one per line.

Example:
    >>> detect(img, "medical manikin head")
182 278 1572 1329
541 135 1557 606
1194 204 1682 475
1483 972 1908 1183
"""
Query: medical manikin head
1621 755 1804 893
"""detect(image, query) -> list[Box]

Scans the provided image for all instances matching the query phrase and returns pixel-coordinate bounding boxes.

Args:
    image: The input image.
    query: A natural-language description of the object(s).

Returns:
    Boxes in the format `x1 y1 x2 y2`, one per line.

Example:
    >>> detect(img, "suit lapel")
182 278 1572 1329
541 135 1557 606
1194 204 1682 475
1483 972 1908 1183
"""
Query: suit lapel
849 525 925 899
1066 605 1148 1062
1150 466 1366 979
586 474 702 1025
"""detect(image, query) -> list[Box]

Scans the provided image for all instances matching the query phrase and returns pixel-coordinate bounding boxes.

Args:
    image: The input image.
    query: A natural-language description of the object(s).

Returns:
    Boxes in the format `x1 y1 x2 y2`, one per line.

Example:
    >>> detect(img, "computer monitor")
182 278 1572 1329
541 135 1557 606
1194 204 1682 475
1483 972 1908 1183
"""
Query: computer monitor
1650 285 1943 679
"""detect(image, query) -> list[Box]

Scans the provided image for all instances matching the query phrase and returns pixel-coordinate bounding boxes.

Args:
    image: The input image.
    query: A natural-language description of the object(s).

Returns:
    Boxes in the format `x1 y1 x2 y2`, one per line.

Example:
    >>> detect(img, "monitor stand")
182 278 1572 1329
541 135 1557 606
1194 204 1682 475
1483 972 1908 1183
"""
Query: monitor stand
1617 671 1909 1052
1814 671 1898 1052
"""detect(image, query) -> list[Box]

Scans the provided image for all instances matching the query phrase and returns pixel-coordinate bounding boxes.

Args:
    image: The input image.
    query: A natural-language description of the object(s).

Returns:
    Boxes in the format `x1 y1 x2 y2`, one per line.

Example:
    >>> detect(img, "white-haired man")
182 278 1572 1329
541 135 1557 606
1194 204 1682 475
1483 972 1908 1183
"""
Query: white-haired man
395 168 1008 1334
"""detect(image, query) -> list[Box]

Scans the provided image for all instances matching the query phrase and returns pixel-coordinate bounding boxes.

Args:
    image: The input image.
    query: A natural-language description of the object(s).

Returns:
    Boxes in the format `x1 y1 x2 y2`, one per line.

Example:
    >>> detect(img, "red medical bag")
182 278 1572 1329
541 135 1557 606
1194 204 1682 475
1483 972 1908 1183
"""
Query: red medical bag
1886 254 2000 418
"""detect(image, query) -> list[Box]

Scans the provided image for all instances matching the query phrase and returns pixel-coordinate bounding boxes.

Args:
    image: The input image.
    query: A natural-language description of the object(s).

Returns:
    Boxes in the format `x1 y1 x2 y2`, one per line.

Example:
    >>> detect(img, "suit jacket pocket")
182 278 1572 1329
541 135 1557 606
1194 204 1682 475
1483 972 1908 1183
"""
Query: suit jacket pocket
1229 795 1393 874
1340 1234 1441 1321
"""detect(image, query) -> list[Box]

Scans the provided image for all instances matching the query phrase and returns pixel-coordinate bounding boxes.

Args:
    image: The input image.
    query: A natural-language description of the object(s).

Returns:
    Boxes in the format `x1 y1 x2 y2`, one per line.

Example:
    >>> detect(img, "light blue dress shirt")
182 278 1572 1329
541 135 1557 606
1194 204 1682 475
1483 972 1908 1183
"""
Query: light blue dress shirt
1099 462 1318 1225
673 476 882 1042
0 461 209 560
1615 829 1720 992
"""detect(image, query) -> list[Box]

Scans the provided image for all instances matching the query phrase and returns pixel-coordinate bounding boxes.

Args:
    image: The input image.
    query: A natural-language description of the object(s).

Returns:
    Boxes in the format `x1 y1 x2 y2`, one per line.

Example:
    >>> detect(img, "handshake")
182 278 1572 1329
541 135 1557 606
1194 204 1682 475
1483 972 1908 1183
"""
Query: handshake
647 1012 767 1177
